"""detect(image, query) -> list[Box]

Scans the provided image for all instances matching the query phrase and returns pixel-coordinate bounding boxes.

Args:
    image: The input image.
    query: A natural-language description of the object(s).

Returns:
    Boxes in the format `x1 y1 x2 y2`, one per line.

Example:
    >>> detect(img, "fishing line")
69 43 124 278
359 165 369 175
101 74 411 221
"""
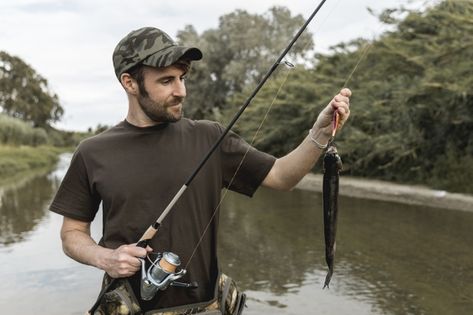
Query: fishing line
342 40 373 88
184 66 293 269
317 12 391 124
340 3 404 89
186 0 384 269
184 0 345 269
318 11 390 290
126 0 331 255
88 2 391 312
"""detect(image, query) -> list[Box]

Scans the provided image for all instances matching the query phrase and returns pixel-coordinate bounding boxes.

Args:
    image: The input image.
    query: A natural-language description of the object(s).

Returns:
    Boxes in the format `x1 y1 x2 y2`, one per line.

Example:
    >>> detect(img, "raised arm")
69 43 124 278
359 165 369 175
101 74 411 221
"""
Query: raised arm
262 88 351 191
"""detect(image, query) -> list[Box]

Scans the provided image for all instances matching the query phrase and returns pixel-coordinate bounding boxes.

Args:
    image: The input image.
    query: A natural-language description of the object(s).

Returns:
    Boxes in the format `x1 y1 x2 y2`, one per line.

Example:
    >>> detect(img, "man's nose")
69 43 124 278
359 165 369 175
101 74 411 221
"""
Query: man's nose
172 80 186 97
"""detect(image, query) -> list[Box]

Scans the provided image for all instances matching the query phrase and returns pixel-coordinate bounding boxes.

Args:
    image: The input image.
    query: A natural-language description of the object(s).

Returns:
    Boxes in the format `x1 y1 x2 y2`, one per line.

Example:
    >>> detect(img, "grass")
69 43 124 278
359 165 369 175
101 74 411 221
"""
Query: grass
0 145 64 178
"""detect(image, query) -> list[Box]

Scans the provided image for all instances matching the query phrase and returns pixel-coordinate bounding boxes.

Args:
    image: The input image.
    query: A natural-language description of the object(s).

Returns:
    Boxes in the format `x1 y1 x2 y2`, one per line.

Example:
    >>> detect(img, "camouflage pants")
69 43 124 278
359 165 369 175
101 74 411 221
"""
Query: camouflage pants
93 274 245 315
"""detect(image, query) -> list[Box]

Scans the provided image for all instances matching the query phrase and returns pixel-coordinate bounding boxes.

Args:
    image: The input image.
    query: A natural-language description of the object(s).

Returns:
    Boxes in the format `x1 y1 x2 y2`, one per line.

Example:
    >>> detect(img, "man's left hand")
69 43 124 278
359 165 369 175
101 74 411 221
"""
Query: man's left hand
311 88 351 142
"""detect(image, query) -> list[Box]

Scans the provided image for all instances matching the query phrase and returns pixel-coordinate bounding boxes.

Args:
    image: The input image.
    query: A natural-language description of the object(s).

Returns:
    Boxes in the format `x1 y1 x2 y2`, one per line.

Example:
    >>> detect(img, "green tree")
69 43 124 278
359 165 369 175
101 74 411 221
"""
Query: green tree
0 51 64 127
219 1 473 193
177 6 314 120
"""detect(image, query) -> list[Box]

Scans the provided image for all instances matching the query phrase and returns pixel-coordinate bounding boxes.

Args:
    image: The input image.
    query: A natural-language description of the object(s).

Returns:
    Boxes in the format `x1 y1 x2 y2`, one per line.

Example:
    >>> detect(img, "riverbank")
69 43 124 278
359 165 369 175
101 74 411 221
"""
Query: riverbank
296 173 473 212
0 145 64 180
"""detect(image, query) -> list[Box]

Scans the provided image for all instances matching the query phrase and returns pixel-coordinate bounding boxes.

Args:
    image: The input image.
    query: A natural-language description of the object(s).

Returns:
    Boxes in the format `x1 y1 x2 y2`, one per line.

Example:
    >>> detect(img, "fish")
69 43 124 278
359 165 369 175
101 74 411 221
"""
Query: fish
322 144 342 289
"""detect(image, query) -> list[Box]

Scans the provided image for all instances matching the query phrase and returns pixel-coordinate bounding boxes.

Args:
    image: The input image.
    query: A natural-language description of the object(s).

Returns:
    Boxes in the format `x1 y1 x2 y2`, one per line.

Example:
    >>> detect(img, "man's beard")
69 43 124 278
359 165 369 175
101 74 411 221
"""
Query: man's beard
137 94 185 123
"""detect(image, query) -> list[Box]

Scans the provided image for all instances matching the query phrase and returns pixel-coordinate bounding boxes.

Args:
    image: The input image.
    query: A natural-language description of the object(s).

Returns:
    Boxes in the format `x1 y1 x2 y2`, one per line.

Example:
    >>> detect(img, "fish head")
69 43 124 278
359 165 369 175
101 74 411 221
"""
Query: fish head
323 146 343 172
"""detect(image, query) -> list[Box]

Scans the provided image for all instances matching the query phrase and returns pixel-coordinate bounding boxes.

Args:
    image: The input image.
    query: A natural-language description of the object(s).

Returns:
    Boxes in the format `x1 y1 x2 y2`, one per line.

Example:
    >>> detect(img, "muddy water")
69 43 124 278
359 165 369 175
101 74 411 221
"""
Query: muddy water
0 154 472 315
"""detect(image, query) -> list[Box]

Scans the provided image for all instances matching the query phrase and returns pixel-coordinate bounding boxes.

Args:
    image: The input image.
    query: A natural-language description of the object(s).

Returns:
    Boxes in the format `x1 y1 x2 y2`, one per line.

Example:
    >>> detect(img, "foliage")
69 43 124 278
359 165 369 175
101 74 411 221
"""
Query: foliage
336 0 473 193
223 67 321 157
46 127 92 148
1 2 471 194
88 123 111 135
0 51 64 127
0 113 48 146
177 6 314 120
0 113 89 148
180 1 473 193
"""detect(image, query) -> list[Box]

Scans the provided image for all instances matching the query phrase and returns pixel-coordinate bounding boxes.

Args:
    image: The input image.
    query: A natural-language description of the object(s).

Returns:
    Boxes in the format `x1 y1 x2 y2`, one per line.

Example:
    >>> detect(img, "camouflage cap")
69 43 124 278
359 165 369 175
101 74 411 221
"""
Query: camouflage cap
112 27 203 79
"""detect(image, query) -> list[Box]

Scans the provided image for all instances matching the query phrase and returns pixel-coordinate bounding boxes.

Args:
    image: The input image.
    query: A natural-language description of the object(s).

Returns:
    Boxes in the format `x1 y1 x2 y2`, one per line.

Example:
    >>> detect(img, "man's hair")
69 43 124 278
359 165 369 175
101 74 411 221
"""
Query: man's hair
125 60 191 97
174 60 191 73
127 64 147 97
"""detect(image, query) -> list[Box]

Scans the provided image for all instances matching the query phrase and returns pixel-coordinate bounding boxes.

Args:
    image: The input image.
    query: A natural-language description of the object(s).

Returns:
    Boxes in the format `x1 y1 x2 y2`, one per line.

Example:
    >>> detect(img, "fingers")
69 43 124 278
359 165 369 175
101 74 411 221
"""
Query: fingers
333 99 349 113
106 244 150 278
117 247 142 272
311 88 352 139
126 243 150 258
331 95 350 115
340 87 352 97
331 88 351 129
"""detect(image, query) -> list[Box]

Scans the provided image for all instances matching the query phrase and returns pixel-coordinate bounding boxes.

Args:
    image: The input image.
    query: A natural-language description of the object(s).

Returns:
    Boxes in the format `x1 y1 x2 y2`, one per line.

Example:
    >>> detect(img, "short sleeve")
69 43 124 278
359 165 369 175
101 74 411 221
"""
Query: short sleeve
49 149 101 222
219 126 276 197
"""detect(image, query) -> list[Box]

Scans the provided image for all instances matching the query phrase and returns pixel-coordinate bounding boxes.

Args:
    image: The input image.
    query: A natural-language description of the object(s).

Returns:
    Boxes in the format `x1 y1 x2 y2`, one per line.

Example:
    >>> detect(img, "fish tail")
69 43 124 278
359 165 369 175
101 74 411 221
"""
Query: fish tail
323 267 333 289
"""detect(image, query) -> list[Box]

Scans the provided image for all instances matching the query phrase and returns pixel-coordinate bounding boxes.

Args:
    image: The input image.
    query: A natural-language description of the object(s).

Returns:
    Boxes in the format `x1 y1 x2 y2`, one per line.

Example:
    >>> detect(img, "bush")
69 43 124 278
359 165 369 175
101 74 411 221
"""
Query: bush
0 114 48 146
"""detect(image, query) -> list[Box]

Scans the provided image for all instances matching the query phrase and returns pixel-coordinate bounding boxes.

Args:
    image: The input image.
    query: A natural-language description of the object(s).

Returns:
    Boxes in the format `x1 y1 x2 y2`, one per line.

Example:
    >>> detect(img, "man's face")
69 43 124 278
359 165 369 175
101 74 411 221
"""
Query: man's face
136 65 187 123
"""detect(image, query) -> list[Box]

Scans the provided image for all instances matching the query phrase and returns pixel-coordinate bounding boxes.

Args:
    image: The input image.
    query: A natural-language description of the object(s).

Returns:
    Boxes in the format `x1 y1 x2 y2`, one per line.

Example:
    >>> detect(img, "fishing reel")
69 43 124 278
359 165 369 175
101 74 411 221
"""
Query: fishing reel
140 251 198 301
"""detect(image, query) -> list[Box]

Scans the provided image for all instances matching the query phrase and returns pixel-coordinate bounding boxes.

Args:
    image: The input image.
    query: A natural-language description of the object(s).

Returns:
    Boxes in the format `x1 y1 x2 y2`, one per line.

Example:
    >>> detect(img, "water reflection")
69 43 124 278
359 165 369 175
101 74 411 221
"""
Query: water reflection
219 188 323 294
336 196 473 315
219 188 473 315
0 155 472 315
0 168 58 245
0 153 103 315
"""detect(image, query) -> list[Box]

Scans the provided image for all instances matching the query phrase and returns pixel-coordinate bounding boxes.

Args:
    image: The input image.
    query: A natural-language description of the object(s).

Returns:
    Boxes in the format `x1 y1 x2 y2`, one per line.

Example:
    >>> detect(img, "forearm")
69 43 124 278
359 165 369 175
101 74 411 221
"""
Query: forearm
263 130 330 190
263 88 351 191
60 216 149 278
61 226 112 271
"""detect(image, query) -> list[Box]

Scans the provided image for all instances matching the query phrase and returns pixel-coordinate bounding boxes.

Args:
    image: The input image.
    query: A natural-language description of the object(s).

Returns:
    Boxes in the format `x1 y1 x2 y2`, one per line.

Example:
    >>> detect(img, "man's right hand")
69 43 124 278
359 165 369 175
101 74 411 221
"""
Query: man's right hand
103 244 152 278
60 217 153 279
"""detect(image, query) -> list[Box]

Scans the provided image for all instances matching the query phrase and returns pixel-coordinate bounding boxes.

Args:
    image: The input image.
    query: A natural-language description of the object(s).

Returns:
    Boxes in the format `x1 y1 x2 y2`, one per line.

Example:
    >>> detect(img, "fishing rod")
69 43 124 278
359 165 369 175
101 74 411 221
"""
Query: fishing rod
137 0 328 248
88 0 328 313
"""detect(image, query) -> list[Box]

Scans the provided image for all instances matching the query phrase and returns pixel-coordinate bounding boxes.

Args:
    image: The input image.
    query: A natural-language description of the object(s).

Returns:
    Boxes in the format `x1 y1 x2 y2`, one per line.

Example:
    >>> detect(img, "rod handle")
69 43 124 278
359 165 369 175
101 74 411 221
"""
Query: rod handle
138 225 159 245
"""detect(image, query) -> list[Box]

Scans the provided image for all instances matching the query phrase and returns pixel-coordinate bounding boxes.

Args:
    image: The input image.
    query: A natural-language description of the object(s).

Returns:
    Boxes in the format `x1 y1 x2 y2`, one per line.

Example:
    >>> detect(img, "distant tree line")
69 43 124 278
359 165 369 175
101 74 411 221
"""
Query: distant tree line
1 1 471 193
0 52 91 147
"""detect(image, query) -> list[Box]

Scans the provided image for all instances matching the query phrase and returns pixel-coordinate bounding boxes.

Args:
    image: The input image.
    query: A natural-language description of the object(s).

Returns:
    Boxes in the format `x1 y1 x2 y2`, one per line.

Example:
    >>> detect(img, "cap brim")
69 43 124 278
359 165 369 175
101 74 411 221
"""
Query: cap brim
142 45 203 69
180 47 203 61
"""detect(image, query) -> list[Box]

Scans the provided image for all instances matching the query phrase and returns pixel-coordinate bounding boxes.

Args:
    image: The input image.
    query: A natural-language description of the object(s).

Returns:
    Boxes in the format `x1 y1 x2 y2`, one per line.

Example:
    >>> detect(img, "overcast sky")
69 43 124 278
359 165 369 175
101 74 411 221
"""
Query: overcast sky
0 0 424 131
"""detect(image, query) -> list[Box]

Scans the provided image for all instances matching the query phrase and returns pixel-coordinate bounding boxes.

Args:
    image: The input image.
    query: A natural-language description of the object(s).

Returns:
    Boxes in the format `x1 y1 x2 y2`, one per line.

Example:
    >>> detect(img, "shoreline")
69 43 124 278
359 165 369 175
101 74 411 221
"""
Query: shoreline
0 145 63 179
295 173 473 212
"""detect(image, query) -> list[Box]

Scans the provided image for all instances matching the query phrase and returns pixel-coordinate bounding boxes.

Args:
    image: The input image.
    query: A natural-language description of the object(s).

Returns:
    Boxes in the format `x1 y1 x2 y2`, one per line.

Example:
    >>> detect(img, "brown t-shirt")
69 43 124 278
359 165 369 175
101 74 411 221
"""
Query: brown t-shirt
49 118 275 311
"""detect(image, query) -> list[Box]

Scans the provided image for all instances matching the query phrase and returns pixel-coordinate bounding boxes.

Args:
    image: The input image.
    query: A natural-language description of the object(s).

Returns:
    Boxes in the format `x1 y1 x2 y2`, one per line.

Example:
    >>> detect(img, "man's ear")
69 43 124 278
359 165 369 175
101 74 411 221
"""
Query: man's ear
120 73 138 95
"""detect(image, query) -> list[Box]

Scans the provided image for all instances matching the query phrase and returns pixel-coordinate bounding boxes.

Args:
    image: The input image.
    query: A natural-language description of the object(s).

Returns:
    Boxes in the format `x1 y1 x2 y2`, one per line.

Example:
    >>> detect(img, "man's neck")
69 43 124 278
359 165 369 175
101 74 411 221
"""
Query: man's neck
125 112 162 128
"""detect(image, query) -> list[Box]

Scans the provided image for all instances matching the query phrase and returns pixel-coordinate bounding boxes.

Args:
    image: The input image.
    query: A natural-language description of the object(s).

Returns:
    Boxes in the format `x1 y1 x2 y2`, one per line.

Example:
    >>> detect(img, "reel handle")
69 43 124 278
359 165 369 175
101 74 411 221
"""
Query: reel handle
170 281 199 289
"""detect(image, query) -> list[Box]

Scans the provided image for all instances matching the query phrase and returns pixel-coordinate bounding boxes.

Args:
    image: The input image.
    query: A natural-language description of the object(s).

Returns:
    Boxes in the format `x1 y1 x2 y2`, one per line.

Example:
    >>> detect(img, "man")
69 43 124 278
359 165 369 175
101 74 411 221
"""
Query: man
50 27 351 315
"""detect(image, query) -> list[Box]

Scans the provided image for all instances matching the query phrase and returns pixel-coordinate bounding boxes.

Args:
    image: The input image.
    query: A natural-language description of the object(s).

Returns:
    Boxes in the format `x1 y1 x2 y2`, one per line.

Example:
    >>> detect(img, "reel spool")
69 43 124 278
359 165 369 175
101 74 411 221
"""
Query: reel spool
140 252 196 300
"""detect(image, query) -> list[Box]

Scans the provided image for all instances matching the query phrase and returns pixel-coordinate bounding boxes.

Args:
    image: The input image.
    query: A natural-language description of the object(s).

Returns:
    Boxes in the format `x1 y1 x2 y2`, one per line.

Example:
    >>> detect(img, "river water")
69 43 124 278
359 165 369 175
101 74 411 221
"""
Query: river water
0 154 472 315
